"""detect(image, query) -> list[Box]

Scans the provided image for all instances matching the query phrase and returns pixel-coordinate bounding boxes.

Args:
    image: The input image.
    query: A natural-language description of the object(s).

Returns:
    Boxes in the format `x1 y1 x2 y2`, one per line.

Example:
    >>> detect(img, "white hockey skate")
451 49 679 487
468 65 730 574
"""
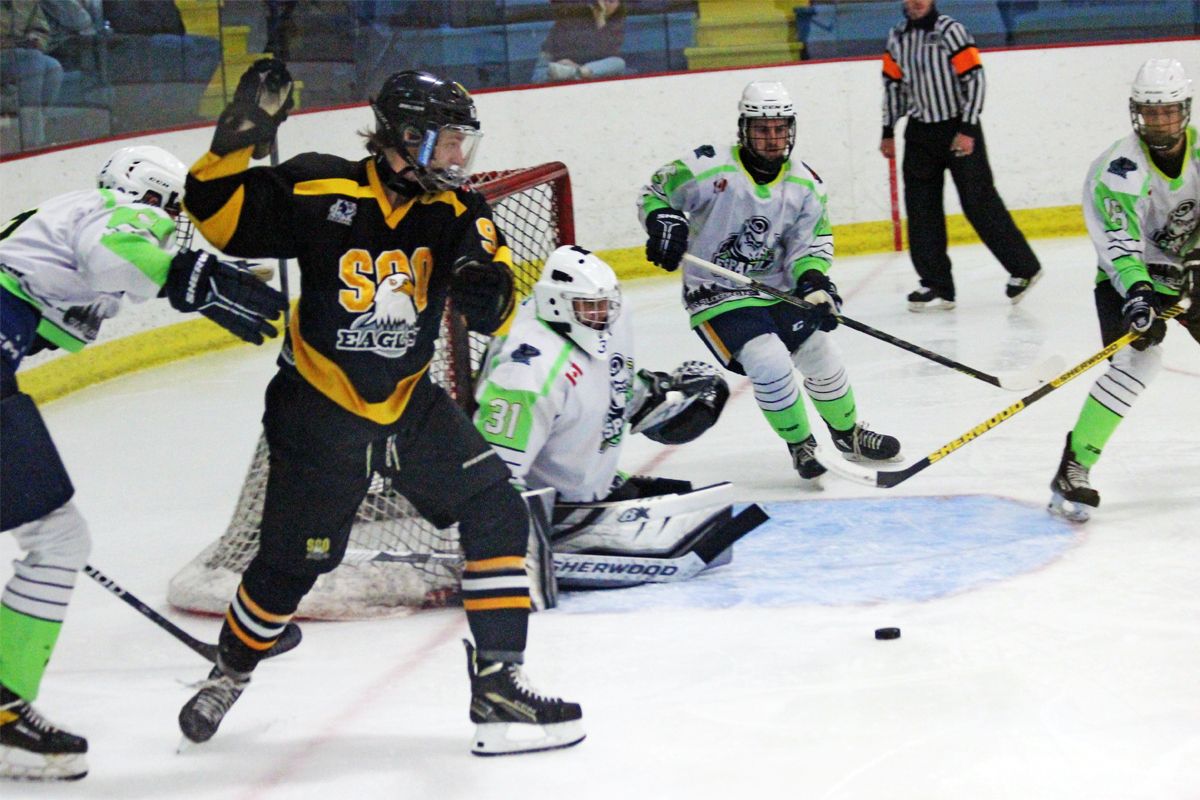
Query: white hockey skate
1047 433 1099 523
464 640 584 756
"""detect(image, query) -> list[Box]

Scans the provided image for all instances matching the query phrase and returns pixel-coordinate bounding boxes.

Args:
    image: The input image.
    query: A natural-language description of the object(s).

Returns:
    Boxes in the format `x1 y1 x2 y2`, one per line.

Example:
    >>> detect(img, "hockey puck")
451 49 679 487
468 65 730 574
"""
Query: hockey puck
874 627 901 640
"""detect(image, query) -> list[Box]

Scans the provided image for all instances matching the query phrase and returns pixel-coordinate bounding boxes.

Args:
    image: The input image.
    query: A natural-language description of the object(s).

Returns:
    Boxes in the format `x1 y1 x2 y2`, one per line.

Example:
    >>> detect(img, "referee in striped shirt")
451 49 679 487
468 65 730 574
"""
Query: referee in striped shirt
881 0 1042 311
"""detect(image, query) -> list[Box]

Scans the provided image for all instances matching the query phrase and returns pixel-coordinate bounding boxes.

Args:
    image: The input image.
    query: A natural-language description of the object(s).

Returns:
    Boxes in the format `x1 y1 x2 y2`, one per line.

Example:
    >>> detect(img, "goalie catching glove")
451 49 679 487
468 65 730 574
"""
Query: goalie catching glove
629 360 729 445
165 250 288 344
211 58 295 158
450 258 514 333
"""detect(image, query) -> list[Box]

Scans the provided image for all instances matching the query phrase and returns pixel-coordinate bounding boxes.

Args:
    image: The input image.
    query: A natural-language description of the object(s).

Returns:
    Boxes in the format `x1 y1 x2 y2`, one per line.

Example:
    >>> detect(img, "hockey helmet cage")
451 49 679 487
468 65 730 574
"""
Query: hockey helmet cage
1129 58 1192 151
533 245 622 359
97 145 192 248
642 361 729 446
370 70 482 191
738 81 796 168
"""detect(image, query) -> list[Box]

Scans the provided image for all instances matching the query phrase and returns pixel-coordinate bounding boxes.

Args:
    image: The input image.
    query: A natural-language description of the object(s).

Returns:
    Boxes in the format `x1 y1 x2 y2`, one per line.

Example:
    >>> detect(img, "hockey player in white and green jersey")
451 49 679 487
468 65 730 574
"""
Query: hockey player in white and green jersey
638 80 901 487
474 245 728 504
1049 58 1200 522
0 146 285 780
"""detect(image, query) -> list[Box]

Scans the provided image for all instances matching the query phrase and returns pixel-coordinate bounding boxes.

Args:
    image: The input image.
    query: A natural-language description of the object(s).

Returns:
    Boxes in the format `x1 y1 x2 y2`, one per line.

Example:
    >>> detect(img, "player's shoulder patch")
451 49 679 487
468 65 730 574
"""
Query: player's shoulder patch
511 342 541 364
1107 156 1138 179
799 160 823 184
693 144 716 159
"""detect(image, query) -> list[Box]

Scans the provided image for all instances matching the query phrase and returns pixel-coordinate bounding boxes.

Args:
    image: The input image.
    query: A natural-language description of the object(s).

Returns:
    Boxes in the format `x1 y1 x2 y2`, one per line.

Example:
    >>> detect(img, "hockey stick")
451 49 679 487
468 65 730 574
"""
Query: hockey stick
83 564 302 663
823 300 1191 489
887 154 903 252
268 140 291 329
682 253 1061 391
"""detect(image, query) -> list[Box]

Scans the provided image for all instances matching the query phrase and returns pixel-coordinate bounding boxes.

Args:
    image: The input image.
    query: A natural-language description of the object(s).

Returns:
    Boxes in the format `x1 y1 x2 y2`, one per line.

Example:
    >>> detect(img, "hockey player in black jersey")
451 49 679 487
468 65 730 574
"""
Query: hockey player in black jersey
177 60 583 756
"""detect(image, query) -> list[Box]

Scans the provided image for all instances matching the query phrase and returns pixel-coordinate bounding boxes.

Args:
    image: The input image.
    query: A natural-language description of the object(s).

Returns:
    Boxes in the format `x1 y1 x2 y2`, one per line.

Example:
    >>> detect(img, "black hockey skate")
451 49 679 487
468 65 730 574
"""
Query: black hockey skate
1005 269 1043 304
907 287 956 312
829 423 902 463
0 683 88 781
787 435 827 487
464 640 584 756
178 663 250 745
1047 432 1100 522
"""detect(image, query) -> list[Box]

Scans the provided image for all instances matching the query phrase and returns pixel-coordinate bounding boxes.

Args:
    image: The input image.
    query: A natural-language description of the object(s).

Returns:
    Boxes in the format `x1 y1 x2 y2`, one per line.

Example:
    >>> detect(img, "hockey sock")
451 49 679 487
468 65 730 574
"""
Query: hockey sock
1068 396 1123 469
810 386 857 432
218 582 299 674
462 556 530 662
760 399 812 443
0 604 63 701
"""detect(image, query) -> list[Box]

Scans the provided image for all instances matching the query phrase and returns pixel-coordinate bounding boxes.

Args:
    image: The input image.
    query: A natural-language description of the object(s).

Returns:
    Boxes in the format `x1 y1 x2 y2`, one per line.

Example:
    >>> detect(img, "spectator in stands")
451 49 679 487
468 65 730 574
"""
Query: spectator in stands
100 0 219 83
41 0 109 115
880 0 1042 311
1 0 64 147
532 0 625 83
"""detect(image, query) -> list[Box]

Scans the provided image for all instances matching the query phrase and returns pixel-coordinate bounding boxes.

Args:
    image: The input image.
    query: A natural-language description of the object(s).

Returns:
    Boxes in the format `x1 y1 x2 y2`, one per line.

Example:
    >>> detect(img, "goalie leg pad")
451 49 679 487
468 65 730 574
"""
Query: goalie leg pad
1 393 74 532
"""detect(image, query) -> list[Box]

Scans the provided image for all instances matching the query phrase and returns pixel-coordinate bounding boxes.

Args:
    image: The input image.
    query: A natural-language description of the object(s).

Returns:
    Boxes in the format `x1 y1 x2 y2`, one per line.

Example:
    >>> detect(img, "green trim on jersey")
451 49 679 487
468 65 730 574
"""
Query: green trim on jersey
0 275 88 352
731 145 791 198
100 205 176 287
688 294 780 328
0 605 64 701
474 335 577 452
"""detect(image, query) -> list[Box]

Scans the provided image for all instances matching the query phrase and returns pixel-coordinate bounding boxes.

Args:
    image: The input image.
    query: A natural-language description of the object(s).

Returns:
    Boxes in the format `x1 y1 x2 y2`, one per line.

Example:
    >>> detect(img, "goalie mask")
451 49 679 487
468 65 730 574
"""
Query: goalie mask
533 245 622 359
370 70 482 193
1130 58 1192 152
738 81 796 171
97 145 192 249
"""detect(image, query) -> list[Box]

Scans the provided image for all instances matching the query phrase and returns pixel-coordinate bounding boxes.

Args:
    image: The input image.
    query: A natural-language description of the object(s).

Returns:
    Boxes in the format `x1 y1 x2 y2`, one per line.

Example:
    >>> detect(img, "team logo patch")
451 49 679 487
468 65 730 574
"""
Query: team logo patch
327 199 357 226
693 144 716 159
336 273 419 357
1107 157 1138 178
512 343 541 364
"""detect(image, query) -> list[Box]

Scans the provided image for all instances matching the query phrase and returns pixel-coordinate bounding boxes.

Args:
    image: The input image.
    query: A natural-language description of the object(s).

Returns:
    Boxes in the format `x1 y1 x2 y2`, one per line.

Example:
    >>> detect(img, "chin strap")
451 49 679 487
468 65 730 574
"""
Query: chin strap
374 152 424 197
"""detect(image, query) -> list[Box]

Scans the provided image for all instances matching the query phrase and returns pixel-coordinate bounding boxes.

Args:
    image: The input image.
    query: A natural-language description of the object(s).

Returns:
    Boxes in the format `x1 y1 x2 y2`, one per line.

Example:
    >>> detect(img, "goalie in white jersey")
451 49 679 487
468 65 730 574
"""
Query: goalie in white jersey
474 245 728 504
1048 58 1200 522
0 146 285 781
638 80 902 487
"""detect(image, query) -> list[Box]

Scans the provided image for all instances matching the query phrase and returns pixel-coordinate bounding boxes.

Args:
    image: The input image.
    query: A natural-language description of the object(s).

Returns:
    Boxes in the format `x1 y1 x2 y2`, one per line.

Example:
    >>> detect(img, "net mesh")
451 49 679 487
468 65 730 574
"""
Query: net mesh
167 163 573 619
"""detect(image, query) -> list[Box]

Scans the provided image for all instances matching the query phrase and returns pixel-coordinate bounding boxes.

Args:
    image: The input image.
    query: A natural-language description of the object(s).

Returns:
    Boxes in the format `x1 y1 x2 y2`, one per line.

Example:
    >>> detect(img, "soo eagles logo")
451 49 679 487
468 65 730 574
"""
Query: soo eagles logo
335 248 430 358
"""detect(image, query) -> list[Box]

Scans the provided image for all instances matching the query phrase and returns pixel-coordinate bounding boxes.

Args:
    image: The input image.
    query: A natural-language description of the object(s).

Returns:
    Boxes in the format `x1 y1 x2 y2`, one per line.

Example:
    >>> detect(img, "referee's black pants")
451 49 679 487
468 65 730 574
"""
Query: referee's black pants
903 118 1040 300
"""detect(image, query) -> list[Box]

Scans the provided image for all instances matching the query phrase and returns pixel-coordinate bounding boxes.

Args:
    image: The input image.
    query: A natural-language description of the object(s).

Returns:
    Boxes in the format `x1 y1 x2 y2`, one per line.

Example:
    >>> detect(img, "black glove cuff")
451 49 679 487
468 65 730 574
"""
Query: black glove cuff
211 103 282 157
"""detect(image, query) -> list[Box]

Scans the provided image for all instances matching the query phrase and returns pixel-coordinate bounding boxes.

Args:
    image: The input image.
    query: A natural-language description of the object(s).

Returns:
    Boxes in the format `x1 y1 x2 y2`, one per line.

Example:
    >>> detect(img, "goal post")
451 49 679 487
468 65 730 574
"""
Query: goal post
167 163 574 620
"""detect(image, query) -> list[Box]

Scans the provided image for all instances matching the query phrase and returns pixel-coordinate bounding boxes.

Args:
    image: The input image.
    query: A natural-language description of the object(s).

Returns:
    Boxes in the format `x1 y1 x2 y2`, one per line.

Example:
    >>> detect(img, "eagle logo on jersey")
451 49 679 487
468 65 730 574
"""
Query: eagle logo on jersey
714 216 776 275
337 273 419 358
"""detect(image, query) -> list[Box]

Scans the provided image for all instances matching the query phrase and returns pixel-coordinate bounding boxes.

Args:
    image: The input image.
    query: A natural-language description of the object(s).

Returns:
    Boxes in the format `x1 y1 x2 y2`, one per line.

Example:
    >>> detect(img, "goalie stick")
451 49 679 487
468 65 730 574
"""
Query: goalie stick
822 300 1192 489
682 253 1063 391
84 564 301 663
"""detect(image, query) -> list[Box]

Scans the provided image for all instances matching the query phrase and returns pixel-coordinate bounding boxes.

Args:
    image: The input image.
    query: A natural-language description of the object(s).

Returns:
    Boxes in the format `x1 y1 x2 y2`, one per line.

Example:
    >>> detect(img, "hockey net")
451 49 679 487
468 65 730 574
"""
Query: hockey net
168 163 574 620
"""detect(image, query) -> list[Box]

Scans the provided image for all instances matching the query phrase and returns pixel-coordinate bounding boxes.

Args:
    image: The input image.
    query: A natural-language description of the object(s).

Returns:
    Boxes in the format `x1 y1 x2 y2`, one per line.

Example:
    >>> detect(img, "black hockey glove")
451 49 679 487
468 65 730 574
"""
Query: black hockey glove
644 207 689 271
794 269 842 332
450 258 514 333
1121 282 1162 351
166 250 288 344
211 58 295 158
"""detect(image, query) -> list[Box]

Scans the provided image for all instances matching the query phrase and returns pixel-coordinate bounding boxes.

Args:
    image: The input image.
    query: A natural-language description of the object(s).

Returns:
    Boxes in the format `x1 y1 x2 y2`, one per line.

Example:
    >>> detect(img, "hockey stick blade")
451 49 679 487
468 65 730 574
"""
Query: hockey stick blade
84 565 301 663
682 254 1033 390
995 353 1067 392
820 301 1190 489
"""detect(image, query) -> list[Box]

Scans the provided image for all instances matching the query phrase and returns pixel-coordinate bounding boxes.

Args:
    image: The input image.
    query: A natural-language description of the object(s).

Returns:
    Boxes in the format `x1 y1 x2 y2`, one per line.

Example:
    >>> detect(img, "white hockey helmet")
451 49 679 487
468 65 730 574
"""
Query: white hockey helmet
1129 58 1192 151
737 81 796 167
98 145 192 247
533 245 622 359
